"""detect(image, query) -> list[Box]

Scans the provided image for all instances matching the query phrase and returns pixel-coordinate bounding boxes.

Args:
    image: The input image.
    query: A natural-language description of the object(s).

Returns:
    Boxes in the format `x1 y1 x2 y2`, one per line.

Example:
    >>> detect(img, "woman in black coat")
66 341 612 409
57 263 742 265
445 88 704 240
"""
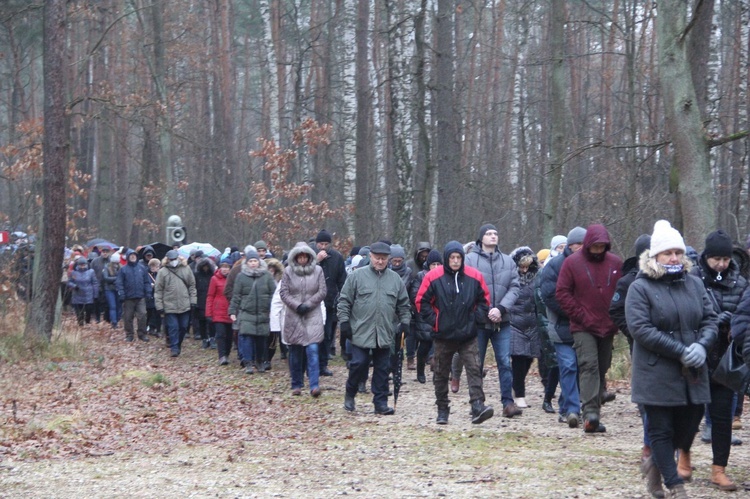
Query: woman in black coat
690 230 746 491
625 220 717 498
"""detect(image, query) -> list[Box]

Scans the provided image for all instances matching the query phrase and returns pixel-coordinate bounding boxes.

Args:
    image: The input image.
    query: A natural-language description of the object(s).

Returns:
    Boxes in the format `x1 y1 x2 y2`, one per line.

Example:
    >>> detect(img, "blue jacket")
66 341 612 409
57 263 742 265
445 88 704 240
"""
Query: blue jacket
68 257 99 305
116 250 151 300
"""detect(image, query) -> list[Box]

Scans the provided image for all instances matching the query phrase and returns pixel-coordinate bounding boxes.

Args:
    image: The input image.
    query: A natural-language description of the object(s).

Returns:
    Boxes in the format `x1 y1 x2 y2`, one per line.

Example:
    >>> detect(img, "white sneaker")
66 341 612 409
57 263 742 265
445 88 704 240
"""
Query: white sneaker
515 397 528 408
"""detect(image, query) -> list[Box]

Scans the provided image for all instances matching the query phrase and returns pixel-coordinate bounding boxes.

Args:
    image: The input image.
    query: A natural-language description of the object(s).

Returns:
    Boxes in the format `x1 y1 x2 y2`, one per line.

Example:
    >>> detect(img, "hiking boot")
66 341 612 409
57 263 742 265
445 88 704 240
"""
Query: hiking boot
676 450 692 482
170 349 180 357
567 413 580 428
263 361 272 371
600 390 616 404
641 456 665 498
542 400 555 414
321 368 333 377
666 483 688 499
710 465 737 491
202 339 210 349
311 387 321 398
436 407 450 425
583 415 600 433
407 357 416 370
292 388 301 396
450 376 460 393
502 403 522 418
219 356 229 366
209 337 216 349
416 359 426 384
471 401 494 424
245 365 255 374
732 416 742 430
375 405 395 415
344 394 356 412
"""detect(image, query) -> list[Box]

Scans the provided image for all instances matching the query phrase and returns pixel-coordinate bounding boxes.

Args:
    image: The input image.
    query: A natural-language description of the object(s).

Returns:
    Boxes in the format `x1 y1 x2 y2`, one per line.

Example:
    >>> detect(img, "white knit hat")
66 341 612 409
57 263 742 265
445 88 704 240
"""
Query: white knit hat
649 220 686 257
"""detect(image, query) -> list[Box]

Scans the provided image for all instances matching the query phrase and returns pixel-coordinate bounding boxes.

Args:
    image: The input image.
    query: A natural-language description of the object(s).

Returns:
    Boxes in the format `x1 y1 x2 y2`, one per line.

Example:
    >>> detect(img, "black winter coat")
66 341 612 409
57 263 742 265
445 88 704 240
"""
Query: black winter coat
538 246 574 344
692 256 748 372
609 255 639 339
626 254 718 406
409 270 433 342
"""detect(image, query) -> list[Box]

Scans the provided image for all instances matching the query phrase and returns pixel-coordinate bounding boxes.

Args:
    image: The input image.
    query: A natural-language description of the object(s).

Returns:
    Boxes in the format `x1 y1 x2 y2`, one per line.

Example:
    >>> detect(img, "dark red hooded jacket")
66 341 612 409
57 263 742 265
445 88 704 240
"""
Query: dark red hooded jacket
555 224 622 337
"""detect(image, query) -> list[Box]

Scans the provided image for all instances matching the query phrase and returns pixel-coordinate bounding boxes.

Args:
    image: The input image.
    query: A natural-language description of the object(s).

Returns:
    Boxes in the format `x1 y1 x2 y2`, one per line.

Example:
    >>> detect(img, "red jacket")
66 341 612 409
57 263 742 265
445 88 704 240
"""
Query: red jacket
206 269 231 324
555 224 622 337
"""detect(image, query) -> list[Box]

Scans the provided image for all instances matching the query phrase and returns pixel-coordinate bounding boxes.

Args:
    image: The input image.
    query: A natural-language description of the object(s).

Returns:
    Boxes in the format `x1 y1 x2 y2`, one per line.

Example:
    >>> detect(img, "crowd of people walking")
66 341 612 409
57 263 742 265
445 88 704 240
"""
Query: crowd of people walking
59 220 750 499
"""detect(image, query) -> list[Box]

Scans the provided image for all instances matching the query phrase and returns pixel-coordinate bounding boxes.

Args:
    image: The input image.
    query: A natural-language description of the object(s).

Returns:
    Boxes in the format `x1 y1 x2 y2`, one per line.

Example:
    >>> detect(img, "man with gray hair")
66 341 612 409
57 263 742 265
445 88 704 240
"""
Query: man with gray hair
339 242 411 415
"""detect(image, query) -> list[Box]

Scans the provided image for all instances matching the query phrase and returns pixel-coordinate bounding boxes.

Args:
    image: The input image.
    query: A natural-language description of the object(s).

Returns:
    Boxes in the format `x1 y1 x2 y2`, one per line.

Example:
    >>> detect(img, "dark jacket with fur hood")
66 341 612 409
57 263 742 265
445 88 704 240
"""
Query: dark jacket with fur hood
280 243 327 346
626 253 718 406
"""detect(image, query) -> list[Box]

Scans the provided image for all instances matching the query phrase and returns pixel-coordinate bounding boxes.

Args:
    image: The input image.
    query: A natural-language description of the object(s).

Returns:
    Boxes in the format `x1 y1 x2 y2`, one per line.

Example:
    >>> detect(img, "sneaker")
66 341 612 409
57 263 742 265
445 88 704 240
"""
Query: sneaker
471 402 494 424
515 397 528 408
219 356 229 366
731 435 742 446
263 361 272 371
502 403 522 418
567 413 580 428
245 366 255 375
209 337 217 349
436 407 450 425
202 339 210 349
558 412 569 424
170 349 180 358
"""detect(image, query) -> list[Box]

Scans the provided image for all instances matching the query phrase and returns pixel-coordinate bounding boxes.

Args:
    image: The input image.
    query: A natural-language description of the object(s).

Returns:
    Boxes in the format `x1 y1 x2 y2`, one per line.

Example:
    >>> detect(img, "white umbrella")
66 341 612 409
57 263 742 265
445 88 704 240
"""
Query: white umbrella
177 242 221 258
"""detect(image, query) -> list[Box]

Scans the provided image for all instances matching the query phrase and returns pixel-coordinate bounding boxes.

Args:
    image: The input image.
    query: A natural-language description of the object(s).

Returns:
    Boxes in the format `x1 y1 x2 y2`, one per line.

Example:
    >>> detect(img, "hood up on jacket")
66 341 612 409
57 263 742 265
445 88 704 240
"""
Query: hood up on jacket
582 224 612 261
196 257 216 274
288 242 318 276
443 240 465 275
413 241 431 264
509 246 539 282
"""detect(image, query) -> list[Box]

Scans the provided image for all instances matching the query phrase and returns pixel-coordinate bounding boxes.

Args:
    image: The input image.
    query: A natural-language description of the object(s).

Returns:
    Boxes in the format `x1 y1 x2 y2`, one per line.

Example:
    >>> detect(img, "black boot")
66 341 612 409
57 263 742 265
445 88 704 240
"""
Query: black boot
471 401 494 424
436 406 450 425
416 358 426 384
344 394 356 412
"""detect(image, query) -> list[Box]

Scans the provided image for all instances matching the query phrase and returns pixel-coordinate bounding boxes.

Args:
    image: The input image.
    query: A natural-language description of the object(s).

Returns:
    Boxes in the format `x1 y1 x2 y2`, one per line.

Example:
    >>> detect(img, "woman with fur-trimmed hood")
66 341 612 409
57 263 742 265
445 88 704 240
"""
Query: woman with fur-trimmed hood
508 246 541 409
280 242 327 396
625 220 718 498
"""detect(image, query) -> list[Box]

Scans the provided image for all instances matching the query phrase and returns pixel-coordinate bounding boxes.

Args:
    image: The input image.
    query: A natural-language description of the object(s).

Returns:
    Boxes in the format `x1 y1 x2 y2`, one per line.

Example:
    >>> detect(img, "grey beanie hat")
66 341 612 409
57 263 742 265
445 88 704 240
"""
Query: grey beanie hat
389 244 406 260
243 244 257 256
566 226 587 246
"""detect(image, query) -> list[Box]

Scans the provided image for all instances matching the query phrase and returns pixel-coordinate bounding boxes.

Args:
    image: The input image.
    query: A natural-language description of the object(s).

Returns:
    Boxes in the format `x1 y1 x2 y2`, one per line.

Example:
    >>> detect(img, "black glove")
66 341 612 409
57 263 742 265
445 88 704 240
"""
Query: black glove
340 321 352 340
398 323 409 336
296 303 312 315
718 311 733 325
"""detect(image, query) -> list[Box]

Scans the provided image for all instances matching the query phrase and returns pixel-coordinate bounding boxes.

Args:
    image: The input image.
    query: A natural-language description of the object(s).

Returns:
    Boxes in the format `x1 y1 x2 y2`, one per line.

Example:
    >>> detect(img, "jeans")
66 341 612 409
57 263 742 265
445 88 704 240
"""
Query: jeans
164 311 191 353
476 325 513 407
346 344 390 408
288 343 320 391
433 338 486 409
645 403 704 489
573 332 613 420
553 342 580 416
214 322 233 358
238 335 267 367
319 306 337 369
105 290 121 325
122 298 147 339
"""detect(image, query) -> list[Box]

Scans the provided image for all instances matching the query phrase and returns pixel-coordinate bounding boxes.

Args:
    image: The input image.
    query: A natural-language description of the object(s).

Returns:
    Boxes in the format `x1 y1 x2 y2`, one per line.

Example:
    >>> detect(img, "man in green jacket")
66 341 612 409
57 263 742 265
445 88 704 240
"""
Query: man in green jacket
338 242 411 414
155 250 197 357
